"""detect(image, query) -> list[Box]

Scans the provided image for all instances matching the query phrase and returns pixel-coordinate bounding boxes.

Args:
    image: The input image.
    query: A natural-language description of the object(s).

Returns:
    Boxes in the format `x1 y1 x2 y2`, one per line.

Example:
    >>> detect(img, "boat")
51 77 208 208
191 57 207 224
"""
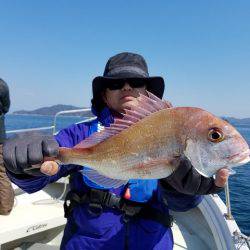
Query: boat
0 109 249 250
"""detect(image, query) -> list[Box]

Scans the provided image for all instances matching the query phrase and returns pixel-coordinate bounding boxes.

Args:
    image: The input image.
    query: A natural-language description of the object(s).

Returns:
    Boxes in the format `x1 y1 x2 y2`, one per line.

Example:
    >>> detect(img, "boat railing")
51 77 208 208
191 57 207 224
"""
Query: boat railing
52 108 95 134
6 126 55 135
6 108 96 136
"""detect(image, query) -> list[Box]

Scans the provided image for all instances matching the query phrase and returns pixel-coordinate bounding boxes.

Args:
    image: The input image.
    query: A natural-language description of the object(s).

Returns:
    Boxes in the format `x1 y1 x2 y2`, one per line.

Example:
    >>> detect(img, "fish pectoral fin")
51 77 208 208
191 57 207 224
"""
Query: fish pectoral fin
125 158 177 179
81 168 128 188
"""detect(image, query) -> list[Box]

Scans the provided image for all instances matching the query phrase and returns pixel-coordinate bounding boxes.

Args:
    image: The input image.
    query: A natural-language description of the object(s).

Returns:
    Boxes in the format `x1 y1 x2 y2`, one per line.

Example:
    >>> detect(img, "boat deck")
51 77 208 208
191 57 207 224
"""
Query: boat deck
0 184 246 250
0 184 66 249
172 208 216 249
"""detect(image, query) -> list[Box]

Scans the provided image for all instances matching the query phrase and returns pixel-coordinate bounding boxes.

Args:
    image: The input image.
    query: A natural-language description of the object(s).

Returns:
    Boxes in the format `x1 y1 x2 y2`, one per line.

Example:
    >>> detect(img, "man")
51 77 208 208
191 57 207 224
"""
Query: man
0 78 14 215
3 53 229 249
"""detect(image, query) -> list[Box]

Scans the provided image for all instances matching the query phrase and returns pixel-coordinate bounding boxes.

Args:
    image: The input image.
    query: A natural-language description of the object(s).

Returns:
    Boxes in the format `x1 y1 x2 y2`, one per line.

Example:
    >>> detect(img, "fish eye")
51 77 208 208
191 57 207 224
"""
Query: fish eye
208 128 224 143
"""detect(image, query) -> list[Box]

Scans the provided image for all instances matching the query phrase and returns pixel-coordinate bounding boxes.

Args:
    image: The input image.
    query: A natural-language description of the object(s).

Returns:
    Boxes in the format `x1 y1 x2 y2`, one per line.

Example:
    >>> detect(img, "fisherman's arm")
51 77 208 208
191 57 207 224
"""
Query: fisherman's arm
3 123 89 193
159 157 229 211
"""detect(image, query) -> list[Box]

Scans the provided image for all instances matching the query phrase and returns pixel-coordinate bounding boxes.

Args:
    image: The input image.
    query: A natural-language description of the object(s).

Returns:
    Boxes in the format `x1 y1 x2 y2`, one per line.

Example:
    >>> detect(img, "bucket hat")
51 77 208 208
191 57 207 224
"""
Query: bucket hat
92 52 165 98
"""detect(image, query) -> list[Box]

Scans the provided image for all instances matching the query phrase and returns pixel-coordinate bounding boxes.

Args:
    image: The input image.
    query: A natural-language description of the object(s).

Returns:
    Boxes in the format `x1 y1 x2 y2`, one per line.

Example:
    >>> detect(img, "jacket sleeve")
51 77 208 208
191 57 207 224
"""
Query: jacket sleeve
159 157 224 211
6 122 91 193
160 157 224 195
160 185 204 212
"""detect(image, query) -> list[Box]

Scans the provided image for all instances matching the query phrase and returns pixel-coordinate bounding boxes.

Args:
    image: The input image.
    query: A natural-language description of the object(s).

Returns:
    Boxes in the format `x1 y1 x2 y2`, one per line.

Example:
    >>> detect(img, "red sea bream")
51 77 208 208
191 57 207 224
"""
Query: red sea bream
52 92 250 188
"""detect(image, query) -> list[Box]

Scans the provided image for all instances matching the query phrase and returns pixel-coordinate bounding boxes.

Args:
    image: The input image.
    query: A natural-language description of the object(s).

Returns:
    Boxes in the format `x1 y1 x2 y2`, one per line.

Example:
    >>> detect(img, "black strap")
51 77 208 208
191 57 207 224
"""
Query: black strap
64 189 173 228
64 191 88 218
138 206 173 228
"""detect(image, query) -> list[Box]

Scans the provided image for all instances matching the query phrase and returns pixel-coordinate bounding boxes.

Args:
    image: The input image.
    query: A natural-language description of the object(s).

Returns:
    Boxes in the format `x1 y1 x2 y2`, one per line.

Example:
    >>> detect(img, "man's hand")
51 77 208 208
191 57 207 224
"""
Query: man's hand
3 132 59 177
215 168 229 187
40 161 60 176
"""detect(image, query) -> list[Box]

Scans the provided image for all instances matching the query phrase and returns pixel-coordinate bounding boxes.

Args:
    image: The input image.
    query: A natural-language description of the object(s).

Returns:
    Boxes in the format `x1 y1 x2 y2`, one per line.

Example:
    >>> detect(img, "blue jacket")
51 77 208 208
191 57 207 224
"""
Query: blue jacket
9 107 203 250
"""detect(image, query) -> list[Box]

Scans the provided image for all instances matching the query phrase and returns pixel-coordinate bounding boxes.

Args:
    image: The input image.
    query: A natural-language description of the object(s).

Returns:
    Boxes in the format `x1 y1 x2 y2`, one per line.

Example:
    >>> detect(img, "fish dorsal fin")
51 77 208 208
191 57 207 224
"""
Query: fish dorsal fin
74 91 170 149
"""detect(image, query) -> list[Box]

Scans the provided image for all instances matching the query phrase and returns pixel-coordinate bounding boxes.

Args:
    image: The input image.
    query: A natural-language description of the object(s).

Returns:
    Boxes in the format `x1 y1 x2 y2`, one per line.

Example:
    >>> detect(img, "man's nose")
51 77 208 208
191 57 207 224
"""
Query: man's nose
122 82 132 91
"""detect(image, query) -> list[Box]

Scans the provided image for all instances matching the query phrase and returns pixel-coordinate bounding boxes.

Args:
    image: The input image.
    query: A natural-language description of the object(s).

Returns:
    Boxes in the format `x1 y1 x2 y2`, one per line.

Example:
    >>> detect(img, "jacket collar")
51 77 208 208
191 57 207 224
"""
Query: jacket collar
91 107 123 127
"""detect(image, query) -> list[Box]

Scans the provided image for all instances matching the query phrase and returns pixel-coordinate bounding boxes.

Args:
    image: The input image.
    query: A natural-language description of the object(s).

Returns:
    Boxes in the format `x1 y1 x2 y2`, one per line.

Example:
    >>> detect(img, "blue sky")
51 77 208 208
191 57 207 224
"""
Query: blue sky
0 1 249 118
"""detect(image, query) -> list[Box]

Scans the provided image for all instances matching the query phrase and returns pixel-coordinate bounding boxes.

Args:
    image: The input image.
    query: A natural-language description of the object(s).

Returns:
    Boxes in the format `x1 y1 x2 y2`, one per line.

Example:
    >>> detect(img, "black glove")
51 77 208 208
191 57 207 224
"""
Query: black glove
0 79 10 115
3 132 59 177
160 157 224 195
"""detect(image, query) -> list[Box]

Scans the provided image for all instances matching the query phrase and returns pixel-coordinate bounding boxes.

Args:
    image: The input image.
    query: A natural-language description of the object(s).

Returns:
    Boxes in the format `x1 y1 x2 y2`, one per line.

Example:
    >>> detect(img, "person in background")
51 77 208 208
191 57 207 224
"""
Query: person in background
0 78 14 215
3 53 229 249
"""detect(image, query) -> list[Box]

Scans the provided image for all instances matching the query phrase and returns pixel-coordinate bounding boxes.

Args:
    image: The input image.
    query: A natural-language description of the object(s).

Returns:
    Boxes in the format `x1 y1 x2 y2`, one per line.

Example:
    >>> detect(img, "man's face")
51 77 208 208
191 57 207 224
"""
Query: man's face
102 79 147 113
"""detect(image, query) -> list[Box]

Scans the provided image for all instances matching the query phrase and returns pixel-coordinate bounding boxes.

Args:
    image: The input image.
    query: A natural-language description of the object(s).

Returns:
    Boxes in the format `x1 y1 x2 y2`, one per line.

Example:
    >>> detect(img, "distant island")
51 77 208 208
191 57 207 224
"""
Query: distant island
12 105 250 125
221 116 250 126
13 104 94 117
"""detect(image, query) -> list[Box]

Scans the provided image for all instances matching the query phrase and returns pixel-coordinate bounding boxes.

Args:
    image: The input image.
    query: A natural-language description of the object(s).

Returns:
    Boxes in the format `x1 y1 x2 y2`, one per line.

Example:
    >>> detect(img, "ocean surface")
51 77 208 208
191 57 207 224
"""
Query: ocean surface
4 114 250 235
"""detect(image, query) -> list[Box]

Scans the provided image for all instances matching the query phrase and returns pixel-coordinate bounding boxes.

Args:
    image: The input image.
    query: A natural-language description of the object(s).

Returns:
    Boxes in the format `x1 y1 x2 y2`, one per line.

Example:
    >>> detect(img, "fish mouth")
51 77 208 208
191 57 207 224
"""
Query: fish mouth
226 149 250 166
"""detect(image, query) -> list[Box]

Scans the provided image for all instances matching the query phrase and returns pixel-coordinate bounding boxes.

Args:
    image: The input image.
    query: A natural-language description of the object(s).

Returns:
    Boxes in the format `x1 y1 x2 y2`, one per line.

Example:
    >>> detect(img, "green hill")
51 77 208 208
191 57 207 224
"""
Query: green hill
13 104 94 117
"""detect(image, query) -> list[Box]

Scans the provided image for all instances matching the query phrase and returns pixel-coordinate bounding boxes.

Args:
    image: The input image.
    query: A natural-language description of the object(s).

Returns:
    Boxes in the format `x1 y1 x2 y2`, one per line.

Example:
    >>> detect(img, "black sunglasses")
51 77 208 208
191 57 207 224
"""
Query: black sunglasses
105 79 147 90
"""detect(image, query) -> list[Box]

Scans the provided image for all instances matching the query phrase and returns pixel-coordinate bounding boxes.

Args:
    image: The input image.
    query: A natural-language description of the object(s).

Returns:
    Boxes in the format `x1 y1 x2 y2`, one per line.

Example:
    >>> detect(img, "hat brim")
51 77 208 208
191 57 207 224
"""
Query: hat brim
92 75 165 99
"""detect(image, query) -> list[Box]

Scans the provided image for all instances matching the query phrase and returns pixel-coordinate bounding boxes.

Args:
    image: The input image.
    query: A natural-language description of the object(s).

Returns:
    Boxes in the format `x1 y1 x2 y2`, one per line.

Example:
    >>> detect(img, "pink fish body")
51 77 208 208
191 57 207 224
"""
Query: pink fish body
57 93 250 187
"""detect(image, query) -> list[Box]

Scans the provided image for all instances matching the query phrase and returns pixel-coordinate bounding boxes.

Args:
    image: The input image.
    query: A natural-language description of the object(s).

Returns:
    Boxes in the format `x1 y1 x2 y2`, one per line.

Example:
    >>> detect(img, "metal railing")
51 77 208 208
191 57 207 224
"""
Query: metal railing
6 108 96 136
52 108 95 134
6 126 55 135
